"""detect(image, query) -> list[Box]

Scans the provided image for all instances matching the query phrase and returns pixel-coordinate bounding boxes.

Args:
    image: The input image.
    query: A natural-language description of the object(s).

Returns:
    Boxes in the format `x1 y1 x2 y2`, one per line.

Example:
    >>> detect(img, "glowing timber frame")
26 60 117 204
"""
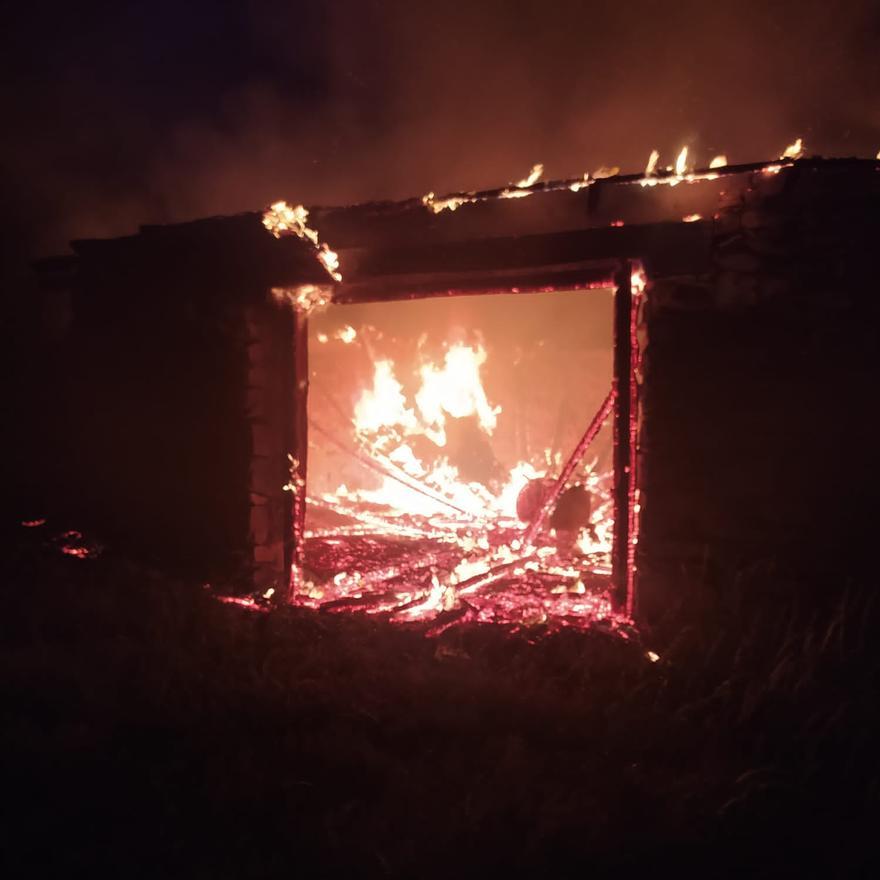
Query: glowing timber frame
280 259 645 617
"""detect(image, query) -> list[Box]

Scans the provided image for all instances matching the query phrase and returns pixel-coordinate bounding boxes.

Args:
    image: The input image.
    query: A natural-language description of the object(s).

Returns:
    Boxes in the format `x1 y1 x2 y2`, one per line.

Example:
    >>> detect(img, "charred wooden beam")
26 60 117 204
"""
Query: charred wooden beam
331 265 617 307
341 221 712 285
522 388 616 547
611 262 634 610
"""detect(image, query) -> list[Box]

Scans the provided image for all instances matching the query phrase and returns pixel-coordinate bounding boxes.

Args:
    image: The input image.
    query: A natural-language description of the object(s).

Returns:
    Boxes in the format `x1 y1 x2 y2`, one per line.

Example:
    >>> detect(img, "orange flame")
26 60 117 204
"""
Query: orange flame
353 359 416 435
335 325 357 344
674 146 689 176
271 284 333 314
421 192 478 214
780 137 804 159
591 166 620 179
639 145 713 188
414 343 499 442
515 163 544 188
262 201 342 282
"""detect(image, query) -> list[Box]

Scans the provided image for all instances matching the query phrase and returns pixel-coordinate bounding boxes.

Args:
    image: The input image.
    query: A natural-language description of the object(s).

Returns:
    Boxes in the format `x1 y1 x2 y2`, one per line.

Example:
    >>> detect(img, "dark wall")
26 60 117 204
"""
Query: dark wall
636 163 880 625
54 275 254 582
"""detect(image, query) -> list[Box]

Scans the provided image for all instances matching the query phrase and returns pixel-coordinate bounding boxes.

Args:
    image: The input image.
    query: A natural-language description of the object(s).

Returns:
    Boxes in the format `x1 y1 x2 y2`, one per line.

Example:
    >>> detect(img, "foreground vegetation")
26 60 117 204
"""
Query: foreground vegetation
2 527 878 877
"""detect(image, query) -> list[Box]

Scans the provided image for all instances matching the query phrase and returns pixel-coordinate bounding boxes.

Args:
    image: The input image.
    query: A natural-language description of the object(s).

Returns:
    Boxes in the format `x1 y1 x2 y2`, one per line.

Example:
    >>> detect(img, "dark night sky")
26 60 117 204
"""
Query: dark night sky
2 0 880 259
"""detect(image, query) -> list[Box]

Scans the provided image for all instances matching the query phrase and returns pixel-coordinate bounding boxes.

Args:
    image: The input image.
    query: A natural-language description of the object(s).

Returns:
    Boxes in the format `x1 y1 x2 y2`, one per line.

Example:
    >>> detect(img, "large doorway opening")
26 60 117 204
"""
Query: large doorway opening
293 277 635 631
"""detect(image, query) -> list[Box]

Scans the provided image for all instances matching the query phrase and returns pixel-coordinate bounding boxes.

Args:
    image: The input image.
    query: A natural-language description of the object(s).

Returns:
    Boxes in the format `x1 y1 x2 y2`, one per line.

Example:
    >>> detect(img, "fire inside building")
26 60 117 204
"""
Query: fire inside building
34 150 880 634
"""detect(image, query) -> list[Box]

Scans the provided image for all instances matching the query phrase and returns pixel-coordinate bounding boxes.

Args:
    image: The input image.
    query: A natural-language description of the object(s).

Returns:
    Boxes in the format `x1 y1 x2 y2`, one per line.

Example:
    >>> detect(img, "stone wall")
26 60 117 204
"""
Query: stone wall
636 162 880 625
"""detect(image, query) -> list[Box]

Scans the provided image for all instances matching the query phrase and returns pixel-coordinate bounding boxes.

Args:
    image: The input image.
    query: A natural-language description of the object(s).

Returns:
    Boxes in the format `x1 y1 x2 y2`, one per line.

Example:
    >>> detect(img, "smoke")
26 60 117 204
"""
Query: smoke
3 0 880 257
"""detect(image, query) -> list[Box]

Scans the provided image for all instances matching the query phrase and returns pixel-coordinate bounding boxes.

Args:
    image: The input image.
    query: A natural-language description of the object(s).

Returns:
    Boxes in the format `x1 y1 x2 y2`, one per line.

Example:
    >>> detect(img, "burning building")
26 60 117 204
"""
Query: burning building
34 152 880 632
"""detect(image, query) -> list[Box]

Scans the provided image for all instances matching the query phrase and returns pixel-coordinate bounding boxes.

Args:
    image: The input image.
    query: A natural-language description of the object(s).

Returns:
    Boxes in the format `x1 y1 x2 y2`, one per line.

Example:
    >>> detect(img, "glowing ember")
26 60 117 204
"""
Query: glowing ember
55 529 101 560
271 284 333 314
217 594 270 613
21 518 46 528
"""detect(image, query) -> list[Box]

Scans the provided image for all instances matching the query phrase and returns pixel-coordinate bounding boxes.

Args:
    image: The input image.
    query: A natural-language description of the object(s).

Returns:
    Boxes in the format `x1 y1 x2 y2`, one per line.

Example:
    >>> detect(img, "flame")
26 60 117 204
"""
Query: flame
263 201 316 243
592 166 620 179
414 343 499 441
336 325 357 344
314 331 619 619
639 146 713 188
631 262 648 296
262 200 342 282
780 137 804 159
421 192 477 214
674 146 689 176
317 244 341 281
499 188 533 200
353 360 417 435
682 213 702 222
515 163 544 188
271 284 333 314
709 154 728 168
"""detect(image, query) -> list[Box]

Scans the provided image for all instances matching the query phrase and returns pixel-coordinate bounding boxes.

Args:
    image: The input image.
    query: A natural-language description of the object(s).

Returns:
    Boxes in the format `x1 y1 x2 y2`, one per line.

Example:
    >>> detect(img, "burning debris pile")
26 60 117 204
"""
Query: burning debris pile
297 292 622 633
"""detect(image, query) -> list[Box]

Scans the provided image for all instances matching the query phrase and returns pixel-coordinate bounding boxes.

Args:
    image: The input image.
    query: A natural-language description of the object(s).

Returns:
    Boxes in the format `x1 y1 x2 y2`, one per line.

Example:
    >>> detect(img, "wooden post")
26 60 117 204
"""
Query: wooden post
284 311 309 601
245 301 292 595
612 261 633 610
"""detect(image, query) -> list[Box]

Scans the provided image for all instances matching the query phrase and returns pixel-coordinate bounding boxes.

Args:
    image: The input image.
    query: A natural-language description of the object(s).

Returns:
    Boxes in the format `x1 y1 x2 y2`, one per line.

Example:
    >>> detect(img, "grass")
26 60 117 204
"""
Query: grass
1 526 878 878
